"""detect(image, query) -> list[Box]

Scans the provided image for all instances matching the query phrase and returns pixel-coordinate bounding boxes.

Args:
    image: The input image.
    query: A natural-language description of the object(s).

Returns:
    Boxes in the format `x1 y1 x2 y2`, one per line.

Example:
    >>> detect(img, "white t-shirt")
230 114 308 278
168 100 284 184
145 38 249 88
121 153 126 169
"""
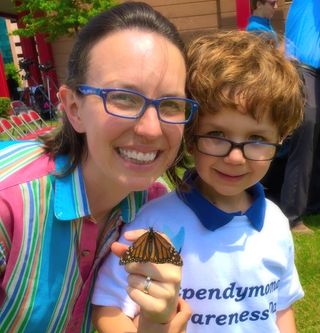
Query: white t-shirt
92 182 304 333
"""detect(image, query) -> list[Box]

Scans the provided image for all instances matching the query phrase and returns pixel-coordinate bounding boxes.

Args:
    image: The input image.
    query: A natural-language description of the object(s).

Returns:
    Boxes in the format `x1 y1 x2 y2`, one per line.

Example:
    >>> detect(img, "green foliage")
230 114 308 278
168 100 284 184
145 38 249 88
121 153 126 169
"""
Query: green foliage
0 97 11 118
293 215 320 332
4 62 22 86
13 0 116 41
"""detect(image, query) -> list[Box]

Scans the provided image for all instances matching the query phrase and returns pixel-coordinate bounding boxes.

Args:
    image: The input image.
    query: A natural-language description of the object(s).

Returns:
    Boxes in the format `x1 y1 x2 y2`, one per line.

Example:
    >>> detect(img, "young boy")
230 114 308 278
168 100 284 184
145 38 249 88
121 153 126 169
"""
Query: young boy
92 30 304 333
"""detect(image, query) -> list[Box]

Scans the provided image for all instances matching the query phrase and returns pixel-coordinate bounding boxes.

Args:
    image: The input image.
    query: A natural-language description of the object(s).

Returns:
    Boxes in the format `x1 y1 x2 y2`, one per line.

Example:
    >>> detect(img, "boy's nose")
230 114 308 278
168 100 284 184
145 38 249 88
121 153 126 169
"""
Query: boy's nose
224 147 246 164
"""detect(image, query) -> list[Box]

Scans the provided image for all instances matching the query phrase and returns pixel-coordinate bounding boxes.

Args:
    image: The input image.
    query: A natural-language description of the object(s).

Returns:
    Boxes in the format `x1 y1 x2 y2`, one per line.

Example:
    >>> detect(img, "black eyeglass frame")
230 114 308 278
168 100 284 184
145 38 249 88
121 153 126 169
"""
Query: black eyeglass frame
76 84 198 124
193 134 281 161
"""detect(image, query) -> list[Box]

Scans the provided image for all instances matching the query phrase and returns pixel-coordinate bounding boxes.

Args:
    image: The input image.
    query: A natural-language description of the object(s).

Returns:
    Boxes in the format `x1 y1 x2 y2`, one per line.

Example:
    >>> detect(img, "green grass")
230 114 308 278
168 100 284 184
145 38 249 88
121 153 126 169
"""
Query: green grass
293 215 320 332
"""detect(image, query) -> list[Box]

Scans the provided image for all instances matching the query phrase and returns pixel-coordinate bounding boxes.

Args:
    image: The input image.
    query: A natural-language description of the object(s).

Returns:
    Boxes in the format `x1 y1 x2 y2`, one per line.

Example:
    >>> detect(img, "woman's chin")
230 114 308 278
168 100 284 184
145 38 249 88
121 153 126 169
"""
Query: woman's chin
119 174 159 192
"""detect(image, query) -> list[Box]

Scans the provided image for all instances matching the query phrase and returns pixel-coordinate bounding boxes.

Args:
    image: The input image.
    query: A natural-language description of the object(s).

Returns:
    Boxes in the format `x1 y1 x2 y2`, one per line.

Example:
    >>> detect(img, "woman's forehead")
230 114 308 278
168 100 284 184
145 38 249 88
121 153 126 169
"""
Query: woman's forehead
85 29 187 95
88 29 182 61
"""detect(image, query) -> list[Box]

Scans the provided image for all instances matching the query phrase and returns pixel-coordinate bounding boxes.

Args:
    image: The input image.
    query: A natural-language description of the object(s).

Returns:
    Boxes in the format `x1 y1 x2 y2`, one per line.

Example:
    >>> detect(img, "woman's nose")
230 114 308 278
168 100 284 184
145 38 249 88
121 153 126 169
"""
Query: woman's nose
134 106 163 138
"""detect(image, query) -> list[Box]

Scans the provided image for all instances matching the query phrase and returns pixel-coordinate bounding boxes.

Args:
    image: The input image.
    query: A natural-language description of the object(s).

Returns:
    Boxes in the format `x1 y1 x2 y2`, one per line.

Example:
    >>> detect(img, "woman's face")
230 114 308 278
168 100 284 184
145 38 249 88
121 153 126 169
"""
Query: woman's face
66 29 186 193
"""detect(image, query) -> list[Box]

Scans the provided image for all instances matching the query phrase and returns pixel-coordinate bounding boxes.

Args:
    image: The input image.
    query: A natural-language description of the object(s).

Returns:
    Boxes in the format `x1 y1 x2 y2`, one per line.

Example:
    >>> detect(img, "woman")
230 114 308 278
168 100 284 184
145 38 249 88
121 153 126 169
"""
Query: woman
0 2 198 332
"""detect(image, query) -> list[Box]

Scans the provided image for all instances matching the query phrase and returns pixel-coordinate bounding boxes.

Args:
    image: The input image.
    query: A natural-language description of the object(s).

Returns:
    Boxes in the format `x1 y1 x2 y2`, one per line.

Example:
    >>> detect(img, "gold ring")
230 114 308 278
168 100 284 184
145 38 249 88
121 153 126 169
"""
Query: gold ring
143 276 152 294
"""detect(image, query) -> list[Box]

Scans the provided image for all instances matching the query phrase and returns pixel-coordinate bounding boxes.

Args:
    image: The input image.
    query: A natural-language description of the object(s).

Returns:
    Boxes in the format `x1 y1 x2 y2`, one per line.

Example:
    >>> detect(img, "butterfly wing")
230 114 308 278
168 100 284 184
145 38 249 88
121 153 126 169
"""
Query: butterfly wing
119 231 150 264
119 228 183 266
151 230 183 266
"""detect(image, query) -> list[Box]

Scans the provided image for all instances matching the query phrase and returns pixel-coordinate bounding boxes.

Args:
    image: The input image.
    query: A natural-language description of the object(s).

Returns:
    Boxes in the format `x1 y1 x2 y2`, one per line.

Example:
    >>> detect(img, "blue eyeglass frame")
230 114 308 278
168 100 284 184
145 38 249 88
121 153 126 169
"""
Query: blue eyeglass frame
76 84 199 124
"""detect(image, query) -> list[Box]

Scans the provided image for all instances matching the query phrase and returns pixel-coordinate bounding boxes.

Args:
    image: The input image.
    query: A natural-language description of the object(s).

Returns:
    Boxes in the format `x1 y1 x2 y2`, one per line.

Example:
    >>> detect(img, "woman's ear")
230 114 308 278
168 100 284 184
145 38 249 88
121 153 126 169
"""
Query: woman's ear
59 85 86 133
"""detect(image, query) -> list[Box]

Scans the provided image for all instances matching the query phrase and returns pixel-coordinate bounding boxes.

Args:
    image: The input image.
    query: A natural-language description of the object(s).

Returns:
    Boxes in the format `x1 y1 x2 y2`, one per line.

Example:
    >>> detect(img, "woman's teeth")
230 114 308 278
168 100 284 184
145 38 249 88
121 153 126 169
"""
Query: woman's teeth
119 148 157 164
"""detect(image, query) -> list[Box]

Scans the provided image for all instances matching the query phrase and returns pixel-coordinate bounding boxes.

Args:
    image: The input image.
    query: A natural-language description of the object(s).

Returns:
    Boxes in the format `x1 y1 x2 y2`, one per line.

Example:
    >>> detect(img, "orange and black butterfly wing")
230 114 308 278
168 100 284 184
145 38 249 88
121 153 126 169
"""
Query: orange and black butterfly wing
119 228 183 266
151 231 183 266
119 231 150 264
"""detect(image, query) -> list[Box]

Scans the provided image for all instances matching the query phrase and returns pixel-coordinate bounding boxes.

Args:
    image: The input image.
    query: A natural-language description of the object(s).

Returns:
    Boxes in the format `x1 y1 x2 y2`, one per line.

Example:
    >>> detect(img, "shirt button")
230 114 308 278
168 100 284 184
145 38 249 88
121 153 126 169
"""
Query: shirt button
81 250 90 257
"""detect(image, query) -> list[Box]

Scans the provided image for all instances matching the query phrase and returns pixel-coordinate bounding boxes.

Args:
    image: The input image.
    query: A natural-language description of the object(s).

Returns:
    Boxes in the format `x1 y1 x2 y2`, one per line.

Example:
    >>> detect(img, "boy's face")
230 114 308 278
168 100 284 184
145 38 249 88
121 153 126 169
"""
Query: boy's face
192 107 280 210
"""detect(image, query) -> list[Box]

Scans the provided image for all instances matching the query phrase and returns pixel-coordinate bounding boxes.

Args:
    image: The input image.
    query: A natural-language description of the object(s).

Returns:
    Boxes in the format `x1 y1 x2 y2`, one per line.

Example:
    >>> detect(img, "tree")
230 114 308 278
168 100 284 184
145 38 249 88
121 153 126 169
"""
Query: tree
13 0 115 41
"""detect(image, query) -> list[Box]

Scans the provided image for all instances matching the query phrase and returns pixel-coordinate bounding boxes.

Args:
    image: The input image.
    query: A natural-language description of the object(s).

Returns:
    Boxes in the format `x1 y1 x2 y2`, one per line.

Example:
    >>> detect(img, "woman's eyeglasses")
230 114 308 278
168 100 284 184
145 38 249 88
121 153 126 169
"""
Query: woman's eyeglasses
194 135 281 161
77 85 198 124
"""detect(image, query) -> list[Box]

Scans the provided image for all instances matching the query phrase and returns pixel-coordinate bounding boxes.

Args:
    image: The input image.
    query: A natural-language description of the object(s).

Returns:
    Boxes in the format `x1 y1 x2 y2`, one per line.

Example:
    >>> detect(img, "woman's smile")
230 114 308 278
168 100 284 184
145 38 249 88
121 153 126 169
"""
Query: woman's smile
118 147 159 164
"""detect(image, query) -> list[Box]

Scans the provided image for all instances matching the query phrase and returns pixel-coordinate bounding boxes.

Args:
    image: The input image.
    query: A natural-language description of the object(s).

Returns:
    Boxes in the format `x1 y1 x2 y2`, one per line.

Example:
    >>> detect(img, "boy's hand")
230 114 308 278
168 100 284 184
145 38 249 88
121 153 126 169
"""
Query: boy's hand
136 298 191 333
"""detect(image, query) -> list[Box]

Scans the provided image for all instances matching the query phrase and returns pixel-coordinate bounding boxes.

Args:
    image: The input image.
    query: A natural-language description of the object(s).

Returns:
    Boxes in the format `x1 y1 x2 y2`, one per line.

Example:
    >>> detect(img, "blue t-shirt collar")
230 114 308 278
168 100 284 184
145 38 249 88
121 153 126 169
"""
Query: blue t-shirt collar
177 170 266 232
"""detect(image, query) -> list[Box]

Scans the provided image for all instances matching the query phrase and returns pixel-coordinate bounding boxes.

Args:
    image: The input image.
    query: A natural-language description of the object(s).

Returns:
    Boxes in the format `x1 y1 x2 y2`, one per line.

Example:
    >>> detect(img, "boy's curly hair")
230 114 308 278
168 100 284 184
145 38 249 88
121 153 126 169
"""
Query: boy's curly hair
185 30 304 145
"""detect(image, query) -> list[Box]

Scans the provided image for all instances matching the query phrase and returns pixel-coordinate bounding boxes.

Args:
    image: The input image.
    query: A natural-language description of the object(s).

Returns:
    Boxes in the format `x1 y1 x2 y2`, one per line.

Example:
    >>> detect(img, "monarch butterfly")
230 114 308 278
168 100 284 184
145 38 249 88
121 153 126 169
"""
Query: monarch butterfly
119 228 183 266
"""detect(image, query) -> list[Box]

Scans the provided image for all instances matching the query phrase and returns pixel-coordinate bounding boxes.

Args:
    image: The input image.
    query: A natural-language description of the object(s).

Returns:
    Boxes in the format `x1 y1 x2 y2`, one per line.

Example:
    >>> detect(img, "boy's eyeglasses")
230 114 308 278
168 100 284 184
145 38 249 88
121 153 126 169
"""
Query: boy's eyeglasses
194 135 281 161
77 85 198 124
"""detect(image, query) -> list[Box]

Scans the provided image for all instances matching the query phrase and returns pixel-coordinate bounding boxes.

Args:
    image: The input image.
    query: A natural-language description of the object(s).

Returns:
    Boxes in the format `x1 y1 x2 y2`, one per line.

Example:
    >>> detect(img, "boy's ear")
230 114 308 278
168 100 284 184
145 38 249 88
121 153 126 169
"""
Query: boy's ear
58 85 86 133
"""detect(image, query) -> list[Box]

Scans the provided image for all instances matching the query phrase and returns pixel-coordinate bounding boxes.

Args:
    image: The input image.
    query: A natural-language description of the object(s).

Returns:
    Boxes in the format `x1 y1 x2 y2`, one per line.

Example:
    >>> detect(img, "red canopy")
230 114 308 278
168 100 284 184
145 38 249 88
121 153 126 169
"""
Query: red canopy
236 0 251 30
0 52 10 97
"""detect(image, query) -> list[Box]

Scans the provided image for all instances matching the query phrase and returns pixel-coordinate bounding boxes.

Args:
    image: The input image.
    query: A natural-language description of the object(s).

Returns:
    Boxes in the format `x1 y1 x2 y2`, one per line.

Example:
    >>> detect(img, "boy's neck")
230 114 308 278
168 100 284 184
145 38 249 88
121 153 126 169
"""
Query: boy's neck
195 178 253 213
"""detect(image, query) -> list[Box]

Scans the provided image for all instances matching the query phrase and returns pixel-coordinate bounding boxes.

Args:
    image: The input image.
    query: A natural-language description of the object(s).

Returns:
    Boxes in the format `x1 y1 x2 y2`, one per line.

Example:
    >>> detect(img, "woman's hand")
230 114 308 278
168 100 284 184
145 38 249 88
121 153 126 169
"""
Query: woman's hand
111 229 183 324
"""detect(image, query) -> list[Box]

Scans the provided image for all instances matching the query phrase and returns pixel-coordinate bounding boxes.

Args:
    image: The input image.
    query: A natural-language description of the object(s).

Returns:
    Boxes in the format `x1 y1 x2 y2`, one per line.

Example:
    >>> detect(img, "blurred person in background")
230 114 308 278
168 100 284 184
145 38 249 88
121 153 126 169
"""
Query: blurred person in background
277 0 319 233
246 0 278 43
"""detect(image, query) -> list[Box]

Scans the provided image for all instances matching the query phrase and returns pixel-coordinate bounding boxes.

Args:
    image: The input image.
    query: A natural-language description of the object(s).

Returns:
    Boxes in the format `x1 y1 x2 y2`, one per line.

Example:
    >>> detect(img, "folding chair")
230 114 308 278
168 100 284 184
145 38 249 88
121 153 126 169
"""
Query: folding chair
10 100 30 115
10 115 32 135
0 120 14 140
16 113 35 133
0 123 6 138
19 112 53 136
0 118 24 139
28 110 55 132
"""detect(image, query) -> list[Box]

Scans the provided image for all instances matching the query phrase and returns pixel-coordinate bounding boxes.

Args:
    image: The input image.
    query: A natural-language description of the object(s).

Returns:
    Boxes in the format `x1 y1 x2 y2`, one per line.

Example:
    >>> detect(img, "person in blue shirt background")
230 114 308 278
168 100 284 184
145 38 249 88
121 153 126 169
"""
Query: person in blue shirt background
246 0 278 43
264 0 320 233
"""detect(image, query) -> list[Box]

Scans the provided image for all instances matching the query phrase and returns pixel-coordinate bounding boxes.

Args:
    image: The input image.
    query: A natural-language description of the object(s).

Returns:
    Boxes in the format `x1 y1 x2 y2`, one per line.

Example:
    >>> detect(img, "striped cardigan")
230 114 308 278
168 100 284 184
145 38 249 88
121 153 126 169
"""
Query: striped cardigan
0 141 162 333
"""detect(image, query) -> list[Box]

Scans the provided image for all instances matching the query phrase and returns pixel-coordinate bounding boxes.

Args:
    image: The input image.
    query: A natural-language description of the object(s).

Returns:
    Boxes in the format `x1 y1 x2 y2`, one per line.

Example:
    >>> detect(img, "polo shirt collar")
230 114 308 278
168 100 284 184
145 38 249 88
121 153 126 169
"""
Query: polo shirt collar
177 170 266 232
54 154 146 222
249 15 272 27
54 154 91 220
